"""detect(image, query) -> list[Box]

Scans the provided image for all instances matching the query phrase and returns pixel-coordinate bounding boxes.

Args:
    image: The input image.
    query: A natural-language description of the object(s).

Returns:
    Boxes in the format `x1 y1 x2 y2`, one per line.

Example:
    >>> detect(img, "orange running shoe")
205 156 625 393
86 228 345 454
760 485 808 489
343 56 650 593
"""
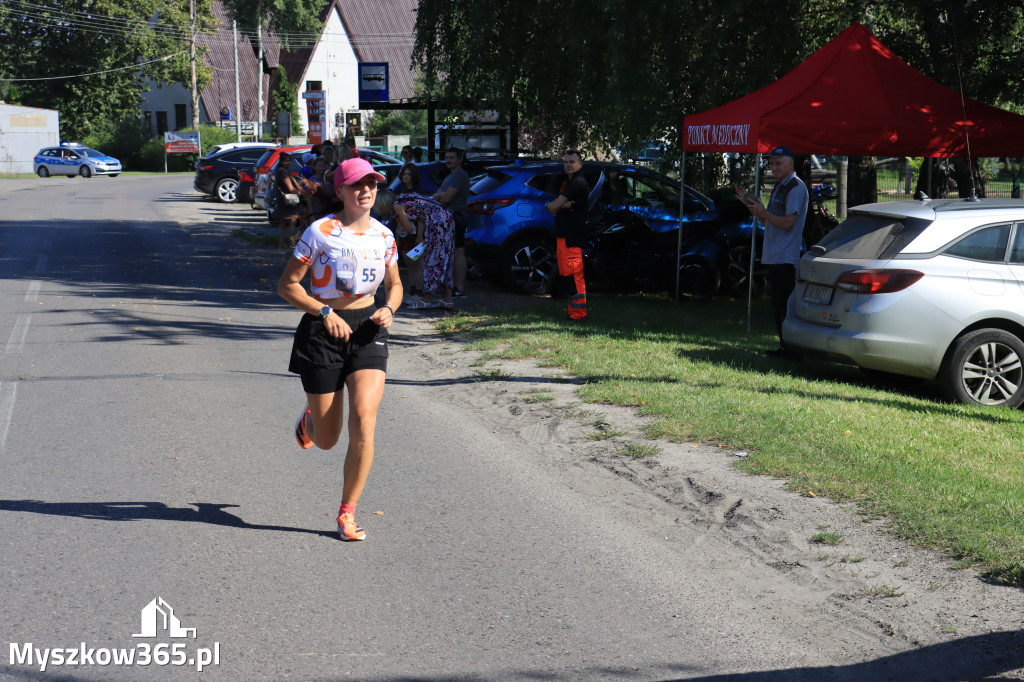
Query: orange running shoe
294 405 313 450
337 512 366 541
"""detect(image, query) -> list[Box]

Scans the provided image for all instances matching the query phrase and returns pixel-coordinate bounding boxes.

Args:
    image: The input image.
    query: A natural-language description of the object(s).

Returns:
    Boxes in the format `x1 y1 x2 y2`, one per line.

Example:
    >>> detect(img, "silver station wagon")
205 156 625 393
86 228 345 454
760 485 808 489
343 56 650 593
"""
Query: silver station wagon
783 198 1024 408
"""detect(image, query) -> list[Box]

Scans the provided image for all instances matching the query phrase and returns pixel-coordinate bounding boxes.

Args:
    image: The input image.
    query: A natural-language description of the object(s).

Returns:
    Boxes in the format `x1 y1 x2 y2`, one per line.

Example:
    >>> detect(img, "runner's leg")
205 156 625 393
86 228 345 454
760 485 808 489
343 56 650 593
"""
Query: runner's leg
340 369 386 505
306 389 346 450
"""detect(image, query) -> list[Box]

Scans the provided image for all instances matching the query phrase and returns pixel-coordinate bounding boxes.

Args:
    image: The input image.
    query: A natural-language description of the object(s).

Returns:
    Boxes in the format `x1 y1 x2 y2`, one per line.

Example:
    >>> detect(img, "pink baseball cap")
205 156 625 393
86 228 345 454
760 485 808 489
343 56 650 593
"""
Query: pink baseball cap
334 157 385 190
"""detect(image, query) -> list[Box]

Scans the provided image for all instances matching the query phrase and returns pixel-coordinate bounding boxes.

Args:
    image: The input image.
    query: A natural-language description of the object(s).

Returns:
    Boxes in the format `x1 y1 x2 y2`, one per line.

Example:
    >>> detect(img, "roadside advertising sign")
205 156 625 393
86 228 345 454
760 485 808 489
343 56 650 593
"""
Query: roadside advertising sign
304 91 324 144
163 131 201 173
164 132 200 154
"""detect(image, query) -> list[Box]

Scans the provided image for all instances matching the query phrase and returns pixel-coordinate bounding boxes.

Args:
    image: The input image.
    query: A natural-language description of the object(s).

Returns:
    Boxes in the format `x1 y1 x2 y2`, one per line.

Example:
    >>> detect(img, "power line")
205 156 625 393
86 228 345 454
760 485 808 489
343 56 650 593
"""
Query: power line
0 50 185 81
0 0 417 83
0 0 415 47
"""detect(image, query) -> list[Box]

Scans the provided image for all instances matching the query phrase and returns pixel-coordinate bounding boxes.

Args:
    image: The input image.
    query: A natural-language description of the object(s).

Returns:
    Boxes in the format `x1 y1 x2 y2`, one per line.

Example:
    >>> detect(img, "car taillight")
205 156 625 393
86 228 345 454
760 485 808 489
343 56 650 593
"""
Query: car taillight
239 171 252 182
835 269 923 294
198 164 214 170
468 198 513 215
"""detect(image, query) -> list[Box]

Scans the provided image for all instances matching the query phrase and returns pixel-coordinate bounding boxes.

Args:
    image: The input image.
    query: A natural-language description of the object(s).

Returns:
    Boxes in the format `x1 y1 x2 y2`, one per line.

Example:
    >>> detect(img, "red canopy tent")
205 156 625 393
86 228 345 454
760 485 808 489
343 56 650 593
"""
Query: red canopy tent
682 22 1024 157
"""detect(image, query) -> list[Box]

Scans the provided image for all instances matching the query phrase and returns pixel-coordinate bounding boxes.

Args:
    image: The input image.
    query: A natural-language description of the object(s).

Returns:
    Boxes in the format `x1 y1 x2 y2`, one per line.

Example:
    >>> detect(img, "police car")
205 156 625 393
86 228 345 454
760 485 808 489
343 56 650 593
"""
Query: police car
33 143 122 178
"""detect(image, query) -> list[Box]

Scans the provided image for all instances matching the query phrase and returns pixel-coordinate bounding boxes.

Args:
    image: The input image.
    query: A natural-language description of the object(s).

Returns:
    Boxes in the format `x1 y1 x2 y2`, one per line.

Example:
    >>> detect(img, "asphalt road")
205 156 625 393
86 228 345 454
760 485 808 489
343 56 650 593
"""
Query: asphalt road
0 175 1021 682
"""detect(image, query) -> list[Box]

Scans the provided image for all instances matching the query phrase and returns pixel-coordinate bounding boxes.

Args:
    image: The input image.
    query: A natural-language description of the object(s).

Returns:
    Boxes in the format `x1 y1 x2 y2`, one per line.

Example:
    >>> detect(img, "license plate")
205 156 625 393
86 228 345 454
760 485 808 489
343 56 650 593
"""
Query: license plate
803 284 834 305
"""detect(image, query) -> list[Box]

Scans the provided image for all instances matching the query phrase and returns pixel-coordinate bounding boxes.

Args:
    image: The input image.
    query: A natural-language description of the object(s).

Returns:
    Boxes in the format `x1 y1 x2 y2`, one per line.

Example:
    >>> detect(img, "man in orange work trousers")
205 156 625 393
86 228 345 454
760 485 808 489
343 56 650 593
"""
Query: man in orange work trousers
546 150 589 320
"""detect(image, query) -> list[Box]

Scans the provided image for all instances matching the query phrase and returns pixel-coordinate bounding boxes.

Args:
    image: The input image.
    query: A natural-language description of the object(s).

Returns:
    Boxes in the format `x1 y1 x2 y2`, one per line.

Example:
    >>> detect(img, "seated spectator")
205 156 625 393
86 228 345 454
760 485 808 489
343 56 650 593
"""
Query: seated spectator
274 152 303 248
301 157 332 222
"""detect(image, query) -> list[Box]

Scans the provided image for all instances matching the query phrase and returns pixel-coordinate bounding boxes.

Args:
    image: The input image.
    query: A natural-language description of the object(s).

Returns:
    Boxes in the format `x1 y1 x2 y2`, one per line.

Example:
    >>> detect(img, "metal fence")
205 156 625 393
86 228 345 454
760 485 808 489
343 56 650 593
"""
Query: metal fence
814 156 1023 203
688 154 1023 205
725 156 1024 222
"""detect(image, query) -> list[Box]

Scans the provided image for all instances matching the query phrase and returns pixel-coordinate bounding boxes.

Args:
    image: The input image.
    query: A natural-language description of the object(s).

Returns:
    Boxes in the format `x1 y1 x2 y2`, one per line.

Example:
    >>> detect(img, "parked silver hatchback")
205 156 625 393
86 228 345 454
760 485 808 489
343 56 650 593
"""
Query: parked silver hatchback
783 198 1024 407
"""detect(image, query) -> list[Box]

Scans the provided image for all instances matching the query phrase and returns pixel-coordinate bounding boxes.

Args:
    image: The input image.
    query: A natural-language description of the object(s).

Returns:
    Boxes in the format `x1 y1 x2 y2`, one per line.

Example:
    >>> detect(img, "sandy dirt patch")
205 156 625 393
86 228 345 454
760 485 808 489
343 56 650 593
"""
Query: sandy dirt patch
393 308 1024 680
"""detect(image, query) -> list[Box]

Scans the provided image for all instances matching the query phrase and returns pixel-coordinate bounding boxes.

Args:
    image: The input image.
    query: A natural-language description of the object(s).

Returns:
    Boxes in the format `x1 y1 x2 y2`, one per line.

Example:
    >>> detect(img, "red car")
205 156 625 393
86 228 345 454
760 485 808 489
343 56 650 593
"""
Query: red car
251 145 313 210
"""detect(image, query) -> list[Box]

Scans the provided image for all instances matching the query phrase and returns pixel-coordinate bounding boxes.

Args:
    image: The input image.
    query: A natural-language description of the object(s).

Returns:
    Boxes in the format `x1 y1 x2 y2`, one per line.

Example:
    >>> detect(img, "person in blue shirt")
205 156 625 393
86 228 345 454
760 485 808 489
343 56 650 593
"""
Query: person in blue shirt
735 146 808 358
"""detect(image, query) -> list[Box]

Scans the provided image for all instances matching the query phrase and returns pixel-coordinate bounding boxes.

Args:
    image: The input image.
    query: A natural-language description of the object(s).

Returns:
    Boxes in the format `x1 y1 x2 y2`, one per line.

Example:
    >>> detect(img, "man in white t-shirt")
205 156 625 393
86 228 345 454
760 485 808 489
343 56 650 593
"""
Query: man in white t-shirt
735 145 808 358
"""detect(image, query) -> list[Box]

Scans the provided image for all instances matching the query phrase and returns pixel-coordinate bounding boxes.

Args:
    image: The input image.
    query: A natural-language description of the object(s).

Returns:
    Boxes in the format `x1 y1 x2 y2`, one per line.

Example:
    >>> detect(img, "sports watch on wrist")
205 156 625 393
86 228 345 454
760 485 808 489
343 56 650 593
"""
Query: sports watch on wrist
318 305 333 318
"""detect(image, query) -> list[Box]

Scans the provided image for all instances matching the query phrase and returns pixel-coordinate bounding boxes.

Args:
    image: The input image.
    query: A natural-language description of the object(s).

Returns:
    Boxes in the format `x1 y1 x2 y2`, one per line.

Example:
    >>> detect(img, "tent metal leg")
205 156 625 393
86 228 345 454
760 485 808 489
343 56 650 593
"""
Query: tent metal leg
747 155 761 333
676 150 687 304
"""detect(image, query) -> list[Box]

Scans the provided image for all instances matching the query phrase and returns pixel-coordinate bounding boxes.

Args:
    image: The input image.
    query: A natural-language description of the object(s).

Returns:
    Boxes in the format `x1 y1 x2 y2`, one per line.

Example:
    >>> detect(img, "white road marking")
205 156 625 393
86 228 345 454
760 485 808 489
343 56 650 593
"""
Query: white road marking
6 314 31 353
24 280 42 303
0 381 16 449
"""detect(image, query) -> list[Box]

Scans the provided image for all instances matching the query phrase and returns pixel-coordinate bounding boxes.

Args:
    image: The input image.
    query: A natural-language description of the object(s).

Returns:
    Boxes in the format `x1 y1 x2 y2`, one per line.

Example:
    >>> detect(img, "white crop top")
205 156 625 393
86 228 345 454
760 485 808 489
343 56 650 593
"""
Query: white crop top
293 215 398 300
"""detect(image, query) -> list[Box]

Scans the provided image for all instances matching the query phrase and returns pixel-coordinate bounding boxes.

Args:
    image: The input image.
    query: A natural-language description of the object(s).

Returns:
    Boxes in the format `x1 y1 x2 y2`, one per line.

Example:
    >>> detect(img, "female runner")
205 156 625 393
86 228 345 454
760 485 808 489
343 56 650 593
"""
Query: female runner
278 157 403 541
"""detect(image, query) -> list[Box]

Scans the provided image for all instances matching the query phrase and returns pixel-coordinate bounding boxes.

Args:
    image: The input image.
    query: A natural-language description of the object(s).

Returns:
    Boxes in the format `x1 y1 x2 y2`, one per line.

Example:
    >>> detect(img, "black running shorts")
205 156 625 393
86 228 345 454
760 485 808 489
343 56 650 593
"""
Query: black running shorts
288 306 388 393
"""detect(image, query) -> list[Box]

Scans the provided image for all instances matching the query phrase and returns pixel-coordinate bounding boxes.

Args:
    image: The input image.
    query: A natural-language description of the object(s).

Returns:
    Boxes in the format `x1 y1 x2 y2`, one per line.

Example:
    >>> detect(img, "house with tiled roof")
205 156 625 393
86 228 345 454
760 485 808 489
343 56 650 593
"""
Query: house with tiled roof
139 0 416 141
139 0 277 135
281 0 417 140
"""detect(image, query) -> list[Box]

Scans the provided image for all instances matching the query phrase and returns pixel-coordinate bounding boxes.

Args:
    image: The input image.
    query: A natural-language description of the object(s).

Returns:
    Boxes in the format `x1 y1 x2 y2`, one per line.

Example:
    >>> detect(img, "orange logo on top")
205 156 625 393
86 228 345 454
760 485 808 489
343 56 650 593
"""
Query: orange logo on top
311 264 333 289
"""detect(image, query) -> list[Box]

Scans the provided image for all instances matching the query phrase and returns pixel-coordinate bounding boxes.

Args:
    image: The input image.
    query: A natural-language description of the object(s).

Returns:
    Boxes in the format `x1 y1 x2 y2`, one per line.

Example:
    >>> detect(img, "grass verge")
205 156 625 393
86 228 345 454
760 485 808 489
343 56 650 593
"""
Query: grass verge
437 292 1024 586
233 228 277 248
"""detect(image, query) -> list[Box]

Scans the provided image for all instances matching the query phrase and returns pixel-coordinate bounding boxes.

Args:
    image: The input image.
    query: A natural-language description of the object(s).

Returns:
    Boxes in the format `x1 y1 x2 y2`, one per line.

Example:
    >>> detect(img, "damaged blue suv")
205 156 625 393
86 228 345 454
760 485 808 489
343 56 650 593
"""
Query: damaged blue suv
465 160 760 296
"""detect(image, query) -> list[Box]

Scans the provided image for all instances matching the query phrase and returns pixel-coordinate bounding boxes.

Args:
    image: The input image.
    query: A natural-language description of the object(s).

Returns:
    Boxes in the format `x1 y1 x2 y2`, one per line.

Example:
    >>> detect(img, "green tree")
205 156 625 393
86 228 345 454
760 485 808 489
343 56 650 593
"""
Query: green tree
219 0 322 45
414 0 811 157
367 109 427 137
413 0 1024 159
0 0 217 140
269 65 302 136
802 1 1024 105
220 0 325 126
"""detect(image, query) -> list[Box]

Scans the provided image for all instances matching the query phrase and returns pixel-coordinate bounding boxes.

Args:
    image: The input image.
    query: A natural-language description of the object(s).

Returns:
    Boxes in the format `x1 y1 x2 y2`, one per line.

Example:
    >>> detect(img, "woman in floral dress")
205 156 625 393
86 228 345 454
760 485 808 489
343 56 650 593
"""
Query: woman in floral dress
395 182 455 310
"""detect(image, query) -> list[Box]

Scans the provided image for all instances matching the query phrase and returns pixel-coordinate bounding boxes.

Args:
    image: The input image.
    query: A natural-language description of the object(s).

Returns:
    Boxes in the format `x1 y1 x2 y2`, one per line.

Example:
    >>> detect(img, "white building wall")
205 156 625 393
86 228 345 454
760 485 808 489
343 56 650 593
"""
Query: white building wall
138 83 202 136
298 6 360 142
0 104 60 174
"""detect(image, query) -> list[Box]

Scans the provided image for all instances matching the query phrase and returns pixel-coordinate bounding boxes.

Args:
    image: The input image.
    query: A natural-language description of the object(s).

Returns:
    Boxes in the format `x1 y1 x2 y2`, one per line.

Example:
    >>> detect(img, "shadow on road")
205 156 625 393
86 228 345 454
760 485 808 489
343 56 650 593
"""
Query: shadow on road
341 627 1024 681
0 499 336 540
653 628 1024 680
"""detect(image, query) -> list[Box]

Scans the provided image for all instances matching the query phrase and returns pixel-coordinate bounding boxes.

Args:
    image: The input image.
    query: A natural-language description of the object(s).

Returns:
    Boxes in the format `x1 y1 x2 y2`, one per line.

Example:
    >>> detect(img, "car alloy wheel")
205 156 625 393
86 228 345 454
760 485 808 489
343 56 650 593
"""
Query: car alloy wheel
215 177 239 203
505 237 556 295
678 255 721 301
79 165 92 178
36 166 49 178
724 244 768 296
942 328 1024 408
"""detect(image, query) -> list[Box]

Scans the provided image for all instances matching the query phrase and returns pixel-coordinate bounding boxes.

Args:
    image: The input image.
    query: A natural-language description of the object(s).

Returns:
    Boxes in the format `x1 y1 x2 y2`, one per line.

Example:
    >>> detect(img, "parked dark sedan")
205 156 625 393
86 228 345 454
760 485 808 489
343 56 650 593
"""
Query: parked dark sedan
193 143 276 203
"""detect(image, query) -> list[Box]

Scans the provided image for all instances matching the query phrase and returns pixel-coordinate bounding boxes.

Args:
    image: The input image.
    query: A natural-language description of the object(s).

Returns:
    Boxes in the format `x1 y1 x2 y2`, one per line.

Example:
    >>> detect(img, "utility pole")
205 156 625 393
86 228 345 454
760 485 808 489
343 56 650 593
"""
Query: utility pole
189 0 199 130
233 20 241 142
257 16 264 140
